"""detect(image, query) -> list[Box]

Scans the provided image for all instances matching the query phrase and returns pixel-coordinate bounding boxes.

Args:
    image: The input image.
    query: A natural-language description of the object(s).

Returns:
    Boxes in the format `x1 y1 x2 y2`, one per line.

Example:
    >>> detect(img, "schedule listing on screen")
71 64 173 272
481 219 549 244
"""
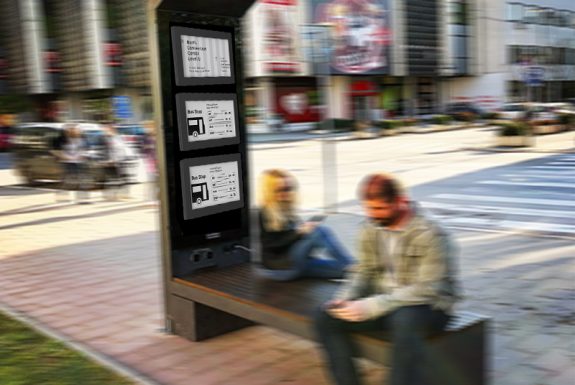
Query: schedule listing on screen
176 93 239 151
185 100 236 142
190 161 240 209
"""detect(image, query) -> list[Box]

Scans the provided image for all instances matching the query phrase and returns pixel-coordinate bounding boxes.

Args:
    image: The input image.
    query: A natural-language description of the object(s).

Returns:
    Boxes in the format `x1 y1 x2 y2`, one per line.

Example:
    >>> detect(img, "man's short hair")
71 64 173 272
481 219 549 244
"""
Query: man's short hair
358 173 405 202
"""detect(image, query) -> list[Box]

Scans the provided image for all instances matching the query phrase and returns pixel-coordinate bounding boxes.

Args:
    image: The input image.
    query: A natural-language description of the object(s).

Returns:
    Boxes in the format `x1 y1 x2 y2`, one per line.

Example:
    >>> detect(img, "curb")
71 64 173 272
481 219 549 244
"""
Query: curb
0 302 162 385
463 146 575 154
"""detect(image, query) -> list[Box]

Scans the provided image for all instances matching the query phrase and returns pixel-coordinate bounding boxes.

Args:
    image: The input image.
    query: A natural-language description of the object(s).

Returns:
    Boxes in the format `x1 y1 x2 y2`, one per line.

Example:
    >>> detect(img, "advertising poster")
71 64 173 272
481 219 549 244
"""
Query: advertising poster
261 0 301 74
312 0 391 75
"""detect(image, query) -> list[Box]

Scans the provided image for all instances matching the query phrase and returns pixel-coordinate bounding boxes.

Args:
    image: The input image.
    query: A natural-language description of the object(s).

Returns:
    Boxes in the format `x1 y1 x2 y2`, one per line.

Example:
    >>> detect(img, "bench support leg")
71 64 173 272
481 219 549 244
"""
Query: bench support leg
168 295 254 341
426 322 487 385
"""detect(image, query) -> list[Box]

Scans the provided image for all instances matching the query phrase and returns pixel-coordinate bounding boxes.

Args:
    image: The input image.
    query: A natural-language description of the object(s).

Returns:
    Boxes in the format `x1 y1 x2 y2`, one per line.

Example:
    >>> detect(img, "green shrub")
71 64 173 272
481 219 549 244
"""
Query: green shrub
482 112 500 120
430 115 453 125
497 121 529 136
376 120 404 130
319 119 355 131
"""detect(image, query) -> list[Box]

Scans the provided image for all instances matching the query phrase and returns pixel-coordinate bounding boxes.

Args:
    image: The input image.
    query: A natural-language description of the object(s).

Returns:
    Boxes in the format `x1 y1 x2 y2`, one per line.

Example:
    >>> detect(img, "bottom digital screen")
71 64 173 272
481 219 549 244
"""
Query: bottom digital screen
180 154 244 220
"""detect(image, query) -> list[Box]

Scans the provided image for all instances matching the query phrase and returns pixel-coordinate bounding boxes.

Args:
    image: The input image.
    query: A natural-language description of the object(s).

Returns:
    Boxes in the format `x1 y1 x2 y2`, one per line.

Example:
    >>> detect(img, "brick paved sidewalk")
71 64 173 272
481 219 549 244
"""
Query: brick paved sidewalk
1 184 573 385
0 186 385 385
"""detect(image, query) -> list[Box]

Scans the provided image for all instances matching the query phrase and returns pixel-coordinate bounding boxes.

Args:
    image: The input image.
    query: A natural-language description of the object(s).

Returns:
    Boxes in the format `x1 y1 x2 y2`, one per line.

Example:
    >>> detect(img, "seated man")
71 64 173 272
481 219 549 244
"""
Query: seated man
314 173 462 385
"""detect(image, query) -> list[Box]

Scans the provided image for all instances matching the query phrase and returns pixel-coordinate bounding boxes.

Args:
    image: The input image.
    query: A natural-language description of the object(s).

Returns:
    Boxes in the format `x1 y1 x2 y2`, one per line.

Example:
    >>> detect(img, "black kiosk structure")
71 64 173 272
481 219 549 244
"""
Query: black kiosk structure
149 1 257 340
149 5 487 383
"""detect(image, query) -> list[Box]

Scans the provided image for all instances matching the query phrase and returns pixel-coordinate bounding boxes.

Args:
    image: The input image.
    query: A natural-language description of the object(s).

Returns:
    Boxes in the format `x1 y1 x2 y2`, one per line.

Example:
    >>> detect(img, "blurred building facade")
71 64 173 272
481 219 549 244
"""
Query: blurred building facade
0 0 152 122
1 0 573 126
243 0 575 131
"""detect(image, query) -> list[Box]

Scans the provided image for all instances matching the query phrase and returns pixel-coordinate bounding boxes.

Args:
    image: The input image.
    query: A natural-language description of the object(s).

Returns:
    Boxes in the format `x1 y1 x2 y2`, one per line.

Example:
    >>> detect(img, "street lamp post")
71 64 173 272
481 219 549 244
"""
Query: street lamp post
302 24 338 213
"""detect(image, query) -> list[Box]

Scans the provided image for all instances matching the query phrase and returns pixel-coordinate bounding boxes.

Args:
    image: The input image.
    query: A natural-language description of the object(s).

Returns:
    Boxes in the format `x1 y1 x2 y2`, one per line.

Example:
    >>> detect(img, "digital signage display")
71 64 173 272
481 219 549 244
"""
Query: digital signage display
171 26 235 86
180 154 244 220
176 93 239 150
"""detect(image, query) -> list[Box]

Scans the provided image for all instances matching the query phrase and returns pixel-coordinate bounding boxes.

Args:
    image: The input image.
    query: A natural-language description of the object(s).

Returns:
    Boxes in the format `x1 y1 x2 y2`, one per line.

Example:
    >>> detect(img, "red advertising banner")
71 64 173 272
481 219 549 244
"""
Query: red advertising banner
275 87 321 123
105 42 123 67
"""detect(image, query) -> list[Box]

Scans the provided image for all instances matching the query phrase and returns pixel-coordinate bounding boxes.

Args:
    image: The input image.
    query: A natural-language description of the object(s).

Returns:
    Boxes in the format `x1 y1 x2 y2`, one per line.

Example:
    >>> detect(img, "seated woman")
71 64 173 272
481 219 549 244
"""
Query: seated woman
258 169 354 281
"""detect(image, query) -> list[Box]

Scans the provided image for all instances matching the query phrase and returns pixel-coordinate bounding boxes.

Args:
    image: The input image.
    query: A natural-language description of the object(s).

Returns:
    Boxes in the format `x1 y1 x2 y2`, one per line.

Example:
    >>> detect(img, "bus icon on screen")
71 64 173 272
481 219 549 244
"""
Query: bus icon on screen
188 117 206 137
191 182 209 205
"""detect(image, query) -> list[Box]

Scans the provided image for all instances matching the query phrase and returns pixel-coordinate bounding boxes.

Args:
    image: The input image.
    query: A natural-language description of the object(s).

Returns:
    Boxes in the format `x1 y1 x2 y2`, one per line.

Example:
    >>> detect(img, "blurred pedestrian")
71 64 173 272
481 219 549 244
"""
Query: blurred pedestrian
141 121 158 202
101 124 131 201
314 172 461 385
52 124 90 203
258 169 354 281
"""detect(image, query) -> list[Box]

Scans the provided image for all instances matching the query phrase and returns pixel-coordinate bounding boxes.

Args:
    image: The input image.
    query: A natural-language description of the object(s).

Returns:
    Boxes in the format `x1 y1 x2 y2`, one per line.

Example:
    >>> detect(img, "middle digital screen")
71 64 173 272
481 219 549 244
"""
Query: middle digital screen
176 93 240 151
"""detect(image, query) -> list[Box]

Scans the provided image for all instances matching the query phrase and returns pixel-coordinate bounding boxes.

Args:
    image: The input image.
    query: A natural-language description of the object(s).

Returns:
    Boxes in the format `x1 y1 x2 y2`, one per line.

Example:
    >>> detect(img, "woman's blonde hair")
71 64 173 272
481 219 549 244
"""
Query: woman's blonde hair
259 169 297 231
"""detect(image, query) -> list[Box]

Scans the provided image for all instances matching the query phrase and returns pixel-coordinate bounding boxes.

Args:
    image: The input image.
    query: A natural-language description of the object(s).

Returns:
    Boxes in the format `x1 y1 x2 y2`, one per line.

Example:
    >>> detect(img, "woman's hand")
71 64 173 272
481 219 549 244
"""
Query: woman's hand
298 221 318 234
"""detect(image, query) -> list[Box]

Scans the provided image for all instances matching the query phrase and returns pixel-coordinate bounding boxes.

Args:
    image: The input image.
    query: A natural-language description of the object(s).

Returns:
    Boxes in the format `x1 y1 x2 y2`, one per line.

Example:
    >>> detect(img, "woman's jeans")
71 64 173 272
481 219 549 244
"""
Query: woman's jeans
314 304 450 385
261 225 354 281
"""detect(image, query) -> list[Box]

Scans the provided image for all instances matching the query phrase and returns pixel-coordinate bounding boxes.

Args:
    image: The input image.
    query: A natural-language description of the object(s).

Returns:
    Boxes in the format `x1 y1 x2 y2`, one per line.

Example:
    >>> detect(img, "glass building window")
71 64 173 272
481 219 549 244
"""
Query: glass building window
507 3 524 22
524 6 540 24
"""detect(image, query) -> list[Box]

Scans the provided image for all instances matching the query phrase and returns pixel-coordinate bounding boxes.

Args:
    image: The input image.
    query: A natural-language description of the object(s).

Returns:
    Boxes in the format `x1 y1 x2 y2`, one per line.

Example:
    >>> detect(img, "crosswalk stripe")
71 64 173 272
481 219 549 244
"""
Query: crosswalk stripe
529 166 575 171
433 193 575 207
502 173 575 180
548 162 575 166
477 180 575 189
421 201 574 219
441 216 575 234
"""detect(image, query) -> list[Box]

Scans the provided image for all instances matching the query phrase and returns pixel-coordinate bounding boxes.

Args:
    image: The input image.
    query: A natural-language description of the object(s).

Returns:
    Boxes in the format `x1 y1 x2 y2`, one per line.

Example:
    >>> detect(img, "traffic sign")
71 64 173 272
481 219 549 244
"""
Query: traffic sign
523 66 545 87
112 96 133 120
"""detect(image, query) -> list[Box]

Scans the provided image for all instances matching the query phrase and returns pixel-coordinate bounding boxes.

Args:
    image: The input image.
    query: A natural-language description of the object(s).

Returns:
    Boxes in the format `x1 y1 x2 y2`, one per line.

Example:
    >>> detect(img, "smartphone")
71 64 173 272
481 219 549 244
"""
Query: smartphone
308 215 326 223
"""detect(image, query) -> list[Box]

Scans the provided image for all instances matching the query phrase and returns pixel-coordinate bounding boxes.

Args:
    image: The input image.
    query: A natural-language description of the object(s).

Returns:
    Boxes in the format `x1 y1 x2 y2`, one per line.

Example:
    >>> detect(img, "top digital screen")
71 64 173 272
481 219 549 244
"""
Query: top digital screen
171 26 235 86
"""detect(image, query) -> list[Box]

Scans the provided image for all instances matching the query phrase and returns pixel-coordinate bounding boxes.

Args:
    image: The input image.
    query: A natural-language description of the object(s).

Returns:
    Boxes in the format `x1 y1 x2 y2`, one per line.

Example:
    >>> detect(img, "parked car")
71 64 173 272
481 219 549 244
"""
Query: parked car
444 102 485 120
11 122 138 186
540 102 574 117
498 103 528 120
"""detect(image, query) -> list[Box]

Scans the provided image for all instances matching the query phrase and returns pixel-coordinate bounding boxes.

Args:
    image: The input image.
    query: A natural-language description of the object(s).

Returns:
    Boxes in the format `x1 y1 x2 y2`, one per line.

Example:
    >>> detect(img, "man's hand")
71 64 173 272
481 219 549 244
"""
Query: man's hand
327 300 370 322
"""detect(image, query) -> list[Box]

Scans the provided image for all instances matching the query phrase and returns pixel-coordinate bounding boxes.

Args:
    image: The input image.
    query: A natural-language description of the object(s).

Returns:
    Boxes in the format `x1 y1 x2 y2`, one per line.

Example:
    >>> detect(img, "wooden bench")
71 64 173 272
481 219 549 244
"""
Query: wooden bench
169 263 488 385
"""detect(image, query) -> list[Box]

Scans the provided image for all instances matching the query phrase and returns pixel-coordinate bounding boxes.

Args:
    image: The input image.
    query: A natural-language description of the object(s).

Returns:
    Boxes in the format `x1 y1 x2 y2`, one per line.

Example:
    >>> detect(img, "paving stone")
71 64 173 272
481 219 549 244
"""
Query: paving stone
532 349 573 374
546 367 575 385
514 333 560 354
495 364 547 385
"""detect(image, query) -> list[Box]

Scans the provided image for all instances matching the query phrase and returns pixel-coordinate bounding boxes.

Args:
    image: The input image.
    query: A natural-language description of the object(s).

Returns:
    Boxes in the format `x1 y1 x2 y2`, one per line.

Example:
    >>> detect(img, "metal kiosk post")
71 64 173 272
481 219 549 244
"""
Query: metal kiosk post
149 0 256 341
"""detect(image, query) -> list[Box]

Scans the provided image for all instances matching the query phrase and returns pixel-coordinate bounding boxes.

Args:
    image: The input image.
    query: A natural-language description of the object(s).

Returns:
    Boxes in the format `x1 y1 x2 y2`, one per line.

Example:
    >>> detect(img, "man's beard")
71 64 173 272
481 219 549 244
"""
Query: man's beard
371 211 401 227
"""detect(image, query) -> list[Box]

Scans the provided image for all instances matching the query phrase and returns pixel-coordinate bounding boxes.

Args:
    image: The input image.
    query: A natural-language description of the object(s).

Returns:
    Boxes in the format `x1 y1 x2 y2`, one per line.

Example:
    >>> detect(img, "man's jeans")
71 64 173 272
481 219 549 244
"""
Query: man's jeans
314 304 450 385
260 225 354 281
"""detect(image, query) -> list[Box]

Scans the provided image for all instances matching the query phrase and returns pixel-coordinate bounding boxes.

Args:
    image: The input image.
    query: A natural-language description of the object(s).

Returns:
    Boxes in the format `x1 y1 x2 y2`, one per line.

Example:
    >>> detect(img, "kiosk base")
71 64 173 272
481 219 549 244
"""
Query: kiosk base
168 294 253 341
